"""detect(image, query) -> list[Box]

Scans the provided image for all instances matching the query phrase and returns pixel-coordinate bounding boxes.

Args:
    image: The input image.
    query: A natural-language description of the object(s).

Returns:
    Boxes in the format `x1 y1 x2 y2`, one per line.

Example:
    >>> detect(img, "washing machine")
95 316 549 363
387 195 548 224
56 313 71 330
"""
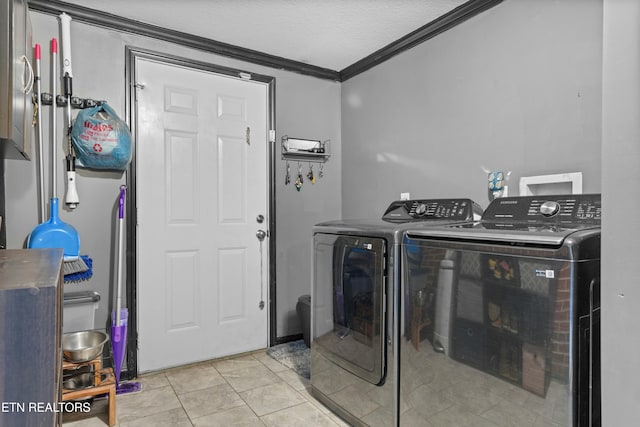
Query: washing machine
400 194 601 426
311 198 482 427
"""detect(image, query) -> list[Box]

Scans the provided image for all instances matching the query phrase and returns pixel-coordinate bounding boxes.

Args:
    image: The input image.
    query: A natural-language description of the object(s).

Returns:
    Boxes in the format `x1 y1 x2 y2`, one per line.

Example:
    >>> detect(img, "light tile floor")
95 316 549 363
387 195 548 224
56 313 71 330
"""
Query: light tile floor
62 350 349 427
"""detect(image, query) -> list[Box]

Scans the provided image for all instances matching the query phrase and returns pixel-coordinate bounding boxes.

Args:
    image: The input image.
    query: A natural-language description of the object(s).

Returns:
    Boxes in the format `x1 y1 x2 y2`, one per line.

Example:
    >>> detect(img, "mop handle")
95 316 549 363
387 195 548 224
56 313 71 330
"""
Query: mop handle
119 185 126 219
115 185 126 326
34 44 45 222
51 38 58 200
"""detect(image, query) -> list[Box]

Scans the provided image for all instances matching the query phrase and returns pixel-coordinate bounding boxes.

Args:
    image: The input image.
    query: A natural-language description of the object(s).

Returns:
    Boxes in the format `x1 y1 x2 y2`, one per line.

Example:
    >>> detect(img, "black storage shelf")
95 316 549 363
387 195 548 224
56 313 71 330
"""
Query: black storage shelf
451 253 556 397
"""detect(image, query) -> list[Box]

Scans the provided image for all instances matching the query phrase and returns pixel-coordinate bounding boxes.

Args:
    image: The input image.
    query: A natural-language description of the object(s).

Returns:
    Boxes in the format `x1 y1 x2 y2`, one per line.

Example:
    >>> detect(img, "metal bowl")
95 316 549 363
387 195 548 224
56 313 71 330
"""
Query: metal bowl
63 370 108 391
63 366 94 390
62 330 109 363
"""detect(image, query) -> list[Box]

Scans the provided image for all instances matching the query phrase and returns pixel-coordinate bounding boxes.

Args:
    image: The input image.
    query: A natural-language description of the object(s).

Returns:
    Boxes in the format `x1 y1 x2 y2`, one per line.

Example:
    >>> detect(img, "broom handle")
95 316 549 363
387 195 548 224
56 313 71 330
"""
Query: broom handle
116 185 126 325
51 39 58 200
34 44 45 222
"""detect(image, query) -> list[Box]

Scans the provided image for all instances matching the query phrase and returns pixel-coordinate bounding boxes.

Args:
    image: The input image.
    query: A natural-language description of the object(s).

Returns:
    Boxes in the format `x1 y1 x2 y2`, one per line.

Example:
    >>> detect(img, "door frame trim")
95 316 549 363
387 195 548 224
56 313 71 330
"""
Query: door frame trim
124 46 276 378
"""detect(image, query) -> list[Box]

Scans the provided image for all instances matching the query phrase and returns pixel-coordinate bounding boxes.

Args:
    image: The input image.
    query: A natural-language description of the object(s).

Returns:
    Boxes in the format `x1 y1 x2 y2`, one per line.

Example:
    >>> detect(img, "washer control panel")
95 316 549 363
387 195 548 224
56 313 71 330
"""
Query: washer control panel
482 194 601 224
382 199 482 223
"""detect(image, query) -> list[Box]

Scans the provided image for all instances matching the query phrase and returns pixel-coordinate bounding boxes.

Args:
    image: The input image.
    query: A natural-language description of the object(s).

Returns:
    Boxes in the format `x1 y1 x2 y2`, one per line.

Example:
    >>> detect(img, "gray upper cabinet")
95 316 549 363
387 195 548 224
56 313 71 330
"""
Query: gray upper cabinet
0 0 32 160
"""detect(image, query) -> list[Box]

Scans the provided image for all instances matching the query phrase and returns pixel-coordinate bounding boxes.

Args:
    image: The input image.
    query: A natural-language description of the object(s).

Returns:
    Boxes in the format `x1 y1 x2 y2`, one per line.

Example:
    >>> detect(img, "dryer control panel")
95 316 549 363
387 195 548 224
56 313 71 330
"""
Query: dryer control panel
382 199 482 223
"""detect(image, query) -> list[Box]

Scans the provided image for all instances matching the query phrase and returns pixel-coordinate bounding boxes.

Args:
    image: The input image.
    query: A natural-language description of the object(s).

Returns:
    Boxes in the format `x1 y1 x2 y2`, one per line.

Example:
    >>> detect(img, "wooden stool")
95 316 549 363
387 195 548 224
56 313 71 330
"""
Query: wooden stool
62 358 116 426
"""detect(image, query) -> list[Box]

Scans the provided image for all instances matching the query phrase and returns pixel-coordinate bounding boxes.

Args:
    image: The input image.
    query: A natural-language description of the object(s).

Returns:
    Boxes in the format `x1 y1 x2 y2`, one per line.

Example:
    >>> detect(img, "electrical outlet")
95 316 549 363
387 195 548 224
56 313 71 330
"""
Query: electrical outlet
400 192 410 200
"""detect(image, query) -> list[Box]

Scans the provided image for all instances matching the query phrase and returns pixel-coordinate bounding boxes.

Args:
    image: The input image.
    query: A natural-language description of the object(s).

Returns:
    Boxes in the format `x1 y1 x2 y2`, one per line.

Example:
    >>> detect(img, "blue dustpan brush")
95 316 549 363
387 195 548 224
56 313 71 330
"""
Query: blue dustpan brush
64 256 93 283
28 198 80 259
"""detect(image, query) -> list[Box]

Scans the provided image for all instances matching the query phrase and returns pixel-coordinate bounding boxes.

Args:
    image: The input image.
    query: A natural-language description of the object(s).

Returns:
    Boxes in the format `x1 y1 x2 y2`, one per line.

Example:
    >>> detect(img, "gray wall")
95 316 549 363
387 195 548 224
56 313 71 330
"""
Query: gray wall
341 0 602 216
601 0 640 425
4 11 341 340
275 75 342 337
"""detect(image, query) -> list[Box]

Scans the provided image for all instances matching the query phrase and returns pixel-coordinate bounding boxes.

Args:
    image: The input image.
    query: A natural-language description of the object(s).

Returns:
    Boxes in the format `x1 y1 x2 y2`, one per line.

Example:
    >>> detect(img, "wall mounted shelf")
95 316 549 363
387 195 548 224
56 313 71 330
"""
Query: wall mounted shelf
281 136 330 162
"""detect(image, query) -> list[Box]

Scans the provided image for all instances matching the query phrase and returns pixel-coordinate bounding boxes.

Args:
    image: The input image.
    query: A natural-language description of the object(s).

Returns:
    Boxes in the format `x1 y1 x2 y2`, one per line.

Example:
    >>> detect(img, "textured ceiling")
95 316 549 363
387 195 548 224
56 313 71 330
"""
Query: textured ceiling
60 0 467 71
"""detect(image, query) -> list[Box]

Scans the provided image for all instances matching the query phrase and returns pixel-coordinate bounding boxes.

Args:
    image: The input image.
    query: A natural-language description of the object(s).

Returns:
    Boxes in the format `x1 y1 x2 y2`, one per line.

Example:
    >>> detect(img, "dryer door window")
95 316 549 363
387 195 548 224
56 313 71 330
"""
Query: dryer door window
312 233 386 385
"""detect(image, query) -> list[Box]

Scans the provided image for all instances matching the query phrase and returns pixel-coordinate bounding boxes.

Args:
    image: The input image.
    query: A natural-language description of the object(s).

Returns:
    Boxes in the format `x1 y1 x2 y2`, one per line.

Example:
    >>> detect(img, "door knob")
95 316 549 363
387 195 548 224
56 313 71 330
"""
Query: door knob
256 230 267 241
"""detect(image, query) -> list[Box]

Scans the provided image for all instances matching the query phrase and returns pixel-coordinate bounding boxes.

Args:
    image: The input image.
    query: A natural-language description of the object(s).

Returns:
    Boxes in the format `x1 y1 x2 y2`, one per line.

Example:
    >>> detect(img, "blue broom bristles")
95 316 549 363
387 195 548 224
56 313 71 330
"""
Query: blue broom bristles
64 255 93 283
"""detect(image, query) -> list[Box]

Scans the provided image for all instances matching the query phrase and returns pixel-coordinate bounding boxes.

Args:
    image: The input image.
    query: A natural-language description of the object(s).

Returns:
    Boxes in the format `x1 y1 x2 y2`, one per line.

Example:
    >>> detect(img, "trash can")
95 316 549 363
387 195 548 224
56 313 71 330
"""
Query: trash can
296 294 311 348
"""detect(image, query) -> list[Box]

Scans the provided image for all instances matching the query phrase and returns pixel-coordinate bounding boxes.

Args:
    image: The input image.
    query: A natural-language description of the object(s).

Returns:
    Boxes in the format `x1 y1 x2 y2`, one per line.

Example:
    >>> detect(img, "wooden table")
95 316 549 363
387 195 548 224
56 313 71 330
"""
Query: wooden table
62 358 116 426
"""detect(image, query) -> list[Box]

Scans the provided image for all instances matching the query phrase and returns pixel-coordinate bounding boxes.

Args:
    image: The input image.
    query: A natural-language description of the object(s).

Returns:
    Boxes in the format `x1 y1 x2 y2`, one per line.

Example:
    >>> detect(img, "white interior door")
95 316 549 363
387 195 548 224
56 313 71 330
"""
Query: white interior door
136 58 269 372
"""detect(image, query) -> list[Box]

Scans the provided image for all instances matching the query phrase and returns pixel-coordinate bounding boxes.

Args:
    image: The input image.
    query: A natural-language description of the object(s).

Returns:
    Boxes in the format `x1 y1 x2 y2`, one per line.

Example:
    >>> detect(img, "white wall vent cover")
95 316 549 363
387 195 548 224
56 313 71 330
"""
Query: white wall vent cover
519 172 583 196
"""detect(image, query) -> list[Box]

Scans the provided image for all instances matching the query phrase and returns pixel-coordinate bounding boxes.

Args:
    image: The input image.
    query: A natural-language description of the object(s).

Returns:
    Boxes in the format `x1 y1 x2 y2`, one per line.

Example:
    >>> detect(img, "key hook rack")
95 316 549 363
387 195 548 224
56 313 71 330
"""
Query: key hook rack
281 136 330 163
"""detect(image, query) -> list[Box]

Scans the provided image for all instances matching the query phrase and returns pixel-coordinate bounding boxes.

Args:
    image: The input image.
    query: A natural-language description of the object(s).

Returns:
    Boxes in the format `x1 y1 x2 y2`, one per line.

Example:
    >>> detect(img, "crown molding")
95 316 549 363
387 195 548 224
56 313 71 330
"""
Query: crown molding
29 0 502 82
28 0 341 81
339 0 503 81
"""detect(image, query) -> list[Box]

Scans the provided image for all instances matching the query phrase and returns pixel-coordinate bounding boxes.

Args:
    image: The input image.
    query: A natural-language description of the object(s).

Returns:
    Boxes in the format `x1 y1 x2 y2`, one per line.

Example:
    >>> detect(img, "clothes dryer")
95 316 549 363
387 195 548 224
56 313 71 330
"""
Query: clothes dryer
311 198 482 427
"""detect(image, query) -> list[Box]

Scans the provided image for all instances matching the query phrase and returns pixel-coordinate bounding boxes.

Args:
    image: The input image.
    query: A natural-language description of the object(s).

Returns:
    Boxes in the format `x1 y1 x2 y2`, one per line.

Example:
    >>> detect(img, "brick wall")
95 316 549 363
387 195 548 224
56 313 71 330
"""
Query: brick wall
551 261 572 381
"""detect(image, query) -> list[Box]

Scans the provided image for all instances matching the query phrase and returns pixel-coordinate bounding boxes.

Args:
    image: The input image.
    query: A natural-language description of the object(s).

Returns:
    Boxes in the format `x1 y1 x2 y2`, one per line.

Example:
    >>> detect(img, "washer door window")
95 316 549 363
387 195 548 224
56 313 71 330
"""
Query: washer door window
313 234 386 385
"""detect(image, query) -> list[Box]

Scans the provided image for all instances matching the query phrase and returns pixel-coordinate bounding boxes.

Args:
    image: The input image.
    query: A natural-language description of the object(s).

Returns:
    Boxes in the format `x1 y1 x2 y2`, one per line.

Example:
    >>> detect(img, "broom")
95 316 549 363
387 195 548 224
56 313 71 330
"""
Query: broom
28 37 89 278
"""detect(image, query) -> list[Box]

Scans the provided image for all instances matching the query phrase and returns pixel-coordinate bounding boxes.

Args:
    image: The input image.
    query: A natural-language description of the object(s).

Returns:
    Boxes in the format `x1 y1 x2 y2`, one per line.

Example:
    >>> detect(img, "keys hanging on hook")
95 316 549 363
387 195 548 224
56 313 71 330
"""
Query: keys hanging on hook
295 162 303 191
319 163 324 178
285 161 291 185
307 162 315 184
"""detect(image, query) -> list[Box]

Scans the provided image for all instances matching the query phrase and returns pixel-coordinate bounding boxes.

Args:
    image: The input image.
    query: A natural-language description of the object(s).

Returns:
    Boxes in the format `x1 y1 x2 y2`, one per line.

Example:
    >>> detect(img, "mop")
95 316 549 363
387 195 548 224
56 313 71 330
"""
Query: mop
111 186 141 394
